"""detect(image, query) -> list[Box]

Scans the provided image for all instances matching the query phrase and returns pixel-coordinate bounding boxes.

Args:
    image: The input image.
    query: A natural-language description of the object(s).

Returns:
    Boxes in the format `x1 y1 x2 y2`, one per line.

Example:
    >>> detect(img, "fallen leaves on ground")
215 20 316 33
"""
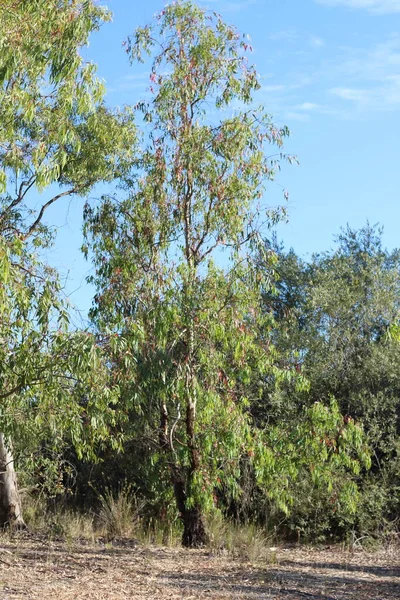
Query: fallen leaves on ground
0 533 399 599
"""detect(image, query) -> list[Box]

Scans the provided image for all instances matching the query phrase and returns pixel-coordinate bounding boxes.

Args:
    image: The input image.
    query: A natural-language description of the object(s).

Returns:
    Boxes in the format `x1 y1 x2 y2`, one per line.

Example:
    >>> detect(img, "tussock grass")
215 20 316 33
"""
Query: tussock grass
97 484 145 540
206 511 275 563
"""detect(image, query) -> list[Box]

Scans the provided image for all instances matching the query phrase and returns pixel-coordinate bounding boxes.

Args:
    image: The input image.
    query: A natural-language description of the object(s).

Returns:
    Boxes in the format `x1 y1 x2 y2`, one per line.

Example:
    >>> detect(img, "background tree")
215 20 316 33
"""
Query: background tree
261 224 400 540
84 1 369 547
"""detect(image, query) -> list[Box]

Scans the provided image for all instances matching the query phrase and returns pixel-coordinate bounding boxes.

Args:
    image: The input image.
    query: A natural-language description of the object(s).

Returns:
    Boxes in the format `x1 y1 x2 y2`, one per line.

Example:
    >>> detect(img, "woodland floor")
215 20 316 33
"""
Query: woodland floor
0 533 399 599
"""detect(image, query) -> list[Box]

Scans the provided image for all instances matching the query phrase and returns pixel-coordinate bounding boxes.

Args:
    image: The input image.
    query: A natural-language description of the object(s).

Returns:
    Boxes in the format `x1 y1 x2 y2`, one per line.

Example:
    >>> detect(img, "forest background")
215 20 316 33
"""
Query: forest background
0 0 399 549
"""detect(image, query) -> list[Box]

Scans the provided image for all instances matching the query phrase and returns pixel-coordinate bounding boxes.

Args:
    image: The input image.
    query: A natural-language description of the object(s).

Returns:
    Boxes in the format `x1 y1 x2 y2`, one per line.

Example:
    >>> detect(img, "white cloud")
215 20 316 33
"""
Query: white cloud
309 35 325 48
263 34 400 117
296 102 321 110
330 87 371 102
330 79 400 110
328 37 400 110
262 84 287 92
334 37 400 81
269 30 298 42
316 0 400 14
285 111 311 122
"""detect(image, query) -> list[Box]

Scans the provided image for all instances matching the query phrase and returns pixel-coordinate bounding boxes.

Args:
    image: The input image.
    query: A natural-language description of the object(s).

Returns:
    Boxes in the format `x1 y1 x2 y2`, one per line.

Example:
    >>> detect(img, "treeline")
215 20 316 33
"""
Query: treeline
0 1 397 547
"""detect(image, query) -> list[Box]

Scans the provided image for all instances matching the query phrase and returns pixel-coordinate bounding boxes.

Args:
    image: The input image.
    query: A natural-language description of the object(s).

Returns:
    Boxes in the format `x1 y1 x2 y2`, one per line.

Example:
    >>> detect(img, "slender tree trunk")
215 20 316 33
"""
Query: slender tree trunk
181 399 208 548
159 403 208 548
0 433 25 529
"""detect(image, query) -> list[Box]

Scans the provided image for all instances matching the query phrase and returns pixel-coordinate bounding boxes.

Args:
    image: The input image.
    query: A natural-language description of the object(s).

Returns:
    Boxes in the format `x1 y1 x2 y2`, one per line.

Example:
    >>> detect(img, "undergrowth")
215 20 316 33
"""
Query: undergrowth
21 491 398 560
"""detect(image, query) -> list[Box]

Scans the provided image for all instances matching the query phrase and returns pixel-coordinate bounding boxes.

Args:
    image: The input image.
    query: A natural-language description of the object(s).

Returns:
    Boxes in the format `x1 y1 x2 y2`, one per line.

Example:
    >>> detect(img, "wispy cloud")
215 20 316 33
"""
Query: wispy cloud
257 31 400 122
295 102 321 110
269 32 325 48
309 35 325 48
276 34 400 117
285 102 346 121
330 87 372 103
221 0 257 11
327 36 400 110
315 0 400 14
107 72 148 94
262 84 287 93
330 78 400 110
285 111 311 122
269 30 298 42
257 79 330 123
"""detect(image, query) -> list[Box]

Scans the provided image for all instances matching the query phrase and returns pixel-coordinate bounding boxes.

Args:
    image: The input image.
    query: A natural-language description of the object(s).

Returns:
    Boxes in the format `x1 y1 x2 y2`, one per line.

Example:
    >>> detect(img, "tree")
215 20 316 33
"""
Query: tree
84 2 369 547
262 225 400 539
0 0 136 527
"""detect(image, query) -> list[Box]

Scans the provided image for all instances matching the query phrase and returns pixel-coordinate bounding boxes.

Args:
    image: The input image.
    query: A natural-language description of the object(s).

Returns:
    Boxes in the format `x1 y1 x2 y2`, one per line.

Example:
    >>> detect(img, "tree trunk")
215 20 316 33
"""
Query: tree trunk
172 471 208 548
0 434 26 529
181 505 208 548
160 402 208 548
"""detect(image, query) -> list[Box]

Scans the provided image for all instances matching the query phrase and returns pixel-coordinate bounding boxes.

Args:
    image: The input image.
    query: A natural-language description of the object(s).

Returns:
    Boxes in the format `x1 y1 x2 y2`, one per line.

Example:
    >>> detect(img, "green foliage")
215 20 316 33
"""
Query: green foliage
262 224 400 538
0 0 380 545
0 255 123 461
0 0 137 491
0 0 136 245
0 0 111 191
84 1 369 545
85 3 293 538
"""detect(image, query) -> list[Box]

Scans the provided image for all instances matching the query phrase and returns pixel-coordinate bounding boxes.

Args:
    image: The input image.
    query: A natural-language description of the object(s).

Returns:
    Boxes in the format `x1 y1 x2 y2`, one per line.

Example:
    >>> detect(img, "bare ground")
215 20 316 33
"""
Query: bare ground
0 534 399 599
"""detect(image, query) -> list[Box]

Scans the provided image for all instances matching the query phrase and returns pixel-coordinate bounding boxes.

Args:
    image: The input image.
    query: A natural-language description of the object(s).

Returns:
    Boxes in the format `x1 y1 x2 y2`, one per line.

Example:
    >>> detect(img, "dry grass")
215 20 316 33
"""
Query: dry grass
97 485 144 541
206 512 274 563
0 532 399 599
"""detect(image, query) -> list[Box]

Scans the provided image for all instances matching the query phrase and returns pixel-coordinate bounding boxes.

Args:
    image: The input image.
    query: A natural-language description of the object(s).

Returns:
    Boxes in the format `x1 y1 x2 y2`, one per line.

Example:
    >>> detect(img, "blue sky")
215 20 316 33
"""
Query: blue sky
45 0 400 319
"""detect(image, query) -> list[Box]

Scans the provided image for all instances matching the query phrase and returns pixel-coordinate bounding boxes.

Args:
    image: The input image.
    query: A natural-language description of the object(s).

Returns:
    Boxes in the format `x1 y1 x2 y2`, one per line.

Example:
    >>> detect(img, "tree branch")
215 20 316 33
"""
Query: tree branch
22 188 77 240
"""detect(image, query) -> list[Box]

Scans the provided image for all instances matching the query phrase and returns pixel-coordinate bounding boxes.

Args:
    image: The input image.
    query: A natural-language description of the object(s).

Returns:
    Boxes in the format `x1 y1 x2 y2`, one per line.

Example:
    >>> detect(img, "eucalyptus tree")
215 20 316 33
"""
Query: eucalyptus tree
85 2 369 547
0 0 136 527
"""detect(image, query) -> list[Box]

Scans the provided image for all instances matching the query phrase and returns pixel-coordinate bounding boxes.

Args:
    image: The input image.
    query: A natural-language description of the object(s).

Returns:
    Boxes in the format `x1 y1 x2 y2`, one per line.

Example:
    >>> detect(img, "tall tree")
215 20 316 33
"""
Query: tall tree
0 0 136 527
85 2 369 547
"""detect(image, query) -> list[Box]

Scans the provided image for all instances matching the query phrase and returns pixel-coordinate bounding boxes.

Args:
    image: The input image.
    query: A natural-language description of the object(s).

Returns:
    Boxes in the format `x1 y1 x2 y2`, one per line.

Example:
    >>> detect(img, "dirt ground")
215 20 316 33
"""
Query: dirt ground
0 534 399 599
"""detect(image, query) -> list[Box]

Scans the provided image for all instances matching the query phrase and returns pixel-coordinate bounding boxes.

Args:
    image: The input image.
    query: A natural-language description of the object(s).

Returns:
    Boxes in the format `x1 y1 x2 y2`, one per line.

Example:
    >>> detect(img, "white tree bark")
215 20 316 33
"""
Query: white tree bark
0 433 25 528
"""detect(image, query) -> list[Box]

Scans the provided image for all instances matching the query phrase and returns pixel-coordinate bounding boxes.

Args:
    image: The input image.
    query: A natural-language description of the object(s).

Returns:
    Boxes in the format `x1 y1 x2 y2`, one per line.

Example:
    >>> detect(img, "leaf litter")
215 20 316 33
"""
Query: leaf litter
0 533 398 599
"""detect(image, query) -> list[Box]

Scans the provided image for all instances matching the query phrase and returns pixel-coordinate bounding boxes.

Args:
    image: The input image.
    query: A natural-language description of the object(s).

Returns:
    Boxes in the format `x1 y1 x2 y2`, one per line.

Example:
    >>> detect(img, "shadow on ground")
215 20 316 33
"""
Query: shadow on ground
159 554 400 599
1 535 399 599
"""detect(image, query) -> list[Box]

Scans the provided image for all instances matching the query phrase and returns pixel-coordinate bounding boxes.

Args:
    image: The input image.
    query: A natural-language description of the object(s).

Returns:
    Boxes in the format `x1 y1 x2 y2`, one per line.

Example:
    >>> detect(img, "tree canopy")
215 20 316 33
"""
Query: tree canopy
0 0 392 546
0 1 136 522
83 2 370 547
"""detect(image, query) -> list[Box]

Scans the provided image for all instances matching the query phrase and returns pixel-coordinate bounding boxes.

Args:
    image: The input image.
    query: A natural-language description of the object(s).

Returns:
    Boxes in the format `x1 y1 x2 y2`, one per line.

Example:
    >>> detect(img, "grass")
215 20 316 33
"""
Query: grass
23 495 97 543
97 484 145 540
22 485 144 543
22 491 276 563
206 511 276 563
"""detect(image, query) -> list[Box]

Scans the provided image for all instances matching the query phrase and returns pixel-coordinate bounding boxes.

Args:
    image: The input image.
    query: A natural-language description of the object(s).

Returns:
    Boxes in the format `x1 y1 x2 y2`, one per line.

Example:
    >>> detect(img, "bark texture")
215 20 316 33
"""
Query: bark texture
181 506 208 548
0 433 25 528
172 472 208 548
